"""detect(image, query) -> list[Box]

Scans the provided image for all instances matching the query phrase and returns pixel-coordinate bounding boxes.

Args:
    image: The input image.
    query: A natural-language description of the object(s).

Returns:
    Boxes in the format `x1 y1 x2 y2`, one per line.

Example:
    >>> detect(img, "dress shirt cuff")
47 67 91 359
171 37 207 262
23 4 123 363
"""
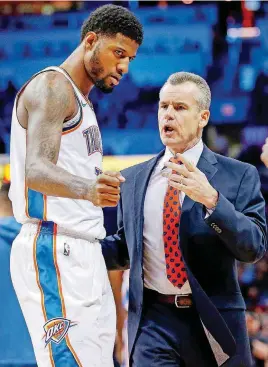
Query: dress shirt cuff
204 191 219 219
205 207 215 219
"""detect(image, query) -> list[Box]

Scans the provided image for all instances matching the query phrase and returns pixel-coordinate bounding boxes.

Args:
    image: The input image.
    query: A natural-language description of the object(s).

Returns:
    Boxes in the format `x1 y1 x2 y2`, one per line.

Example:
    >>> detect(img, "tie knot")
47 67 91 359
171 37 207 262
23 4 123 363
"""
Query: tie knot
169 156 181 165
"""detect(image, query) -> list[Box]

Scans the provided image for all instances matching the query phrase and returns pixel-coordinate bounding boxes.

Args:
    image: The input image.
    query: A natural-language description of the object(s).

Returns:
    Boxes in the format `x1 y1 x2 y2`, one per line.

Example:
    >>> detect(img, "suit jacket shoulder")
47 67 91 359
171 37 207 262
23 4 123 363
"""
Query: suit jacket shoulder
120 153 161 179
213 151 253 169
213 151 258 177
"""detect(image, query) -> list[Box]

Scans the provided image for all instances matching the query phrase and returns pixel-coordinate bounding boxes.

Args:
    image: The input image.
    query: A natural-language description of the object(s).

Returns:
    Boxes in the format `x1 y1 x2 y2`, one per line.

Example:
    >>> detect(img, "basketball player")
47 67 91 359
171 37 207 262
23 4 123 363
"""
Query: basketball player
8 5 143 367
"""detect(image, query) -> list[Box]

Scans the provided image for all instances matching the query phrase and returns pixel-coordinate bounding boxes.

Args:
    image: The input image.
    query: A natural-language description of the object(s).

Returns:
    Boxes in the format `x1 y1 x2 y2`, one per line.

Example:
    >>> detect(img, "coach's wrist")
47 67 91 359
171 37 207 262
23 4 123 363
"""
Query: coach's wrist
204 189 219 210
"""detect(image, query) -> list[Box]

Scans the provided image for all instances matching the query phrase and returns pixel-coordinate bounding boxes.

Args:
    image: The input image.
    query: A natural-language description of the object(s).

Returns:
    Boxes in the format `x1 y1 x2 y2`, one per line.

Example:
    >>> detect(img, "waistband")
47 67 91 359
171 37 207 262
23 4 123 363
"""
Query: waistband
144 288 193 309
21 221 101 243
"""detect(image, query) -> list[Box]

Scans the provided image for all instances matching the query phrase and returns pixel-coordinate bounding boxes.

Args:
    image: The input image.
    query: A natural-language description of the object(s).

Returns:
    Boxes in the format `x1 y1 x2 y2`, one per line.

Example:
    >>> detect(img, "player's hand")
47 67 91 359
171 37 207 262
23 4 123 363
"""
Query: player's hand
261 137 268 168
163 153 218 209
90 171 125 208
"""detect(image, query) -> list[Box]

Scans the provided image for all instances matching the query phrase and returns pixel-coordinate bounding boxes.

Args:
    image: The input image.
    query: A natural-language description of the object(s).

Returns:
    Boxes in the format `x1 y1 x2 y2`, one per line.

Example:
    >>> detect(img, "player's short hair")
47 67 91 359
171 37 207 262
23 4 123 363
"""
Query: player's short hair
163 71 211 111
81 4 143 45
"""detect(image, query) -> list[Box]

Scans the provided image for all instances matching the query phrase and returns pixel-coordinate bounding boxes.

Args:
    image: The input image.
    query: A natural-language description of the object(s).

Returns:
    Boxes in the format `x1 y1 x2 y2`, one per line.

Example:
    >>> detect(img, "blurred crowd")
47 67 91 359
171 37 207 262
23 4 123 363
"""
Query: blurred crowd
246 311 268 366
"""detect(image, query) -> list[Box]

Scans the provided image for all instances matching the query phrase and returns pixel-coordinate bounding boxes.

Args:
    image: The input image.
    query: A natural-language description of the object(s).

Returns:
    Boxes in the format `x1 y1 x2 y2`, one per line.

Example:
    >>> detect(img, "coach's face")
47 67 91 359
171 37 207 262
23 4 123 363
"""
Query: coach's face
84 32 139 93
158 82 209 154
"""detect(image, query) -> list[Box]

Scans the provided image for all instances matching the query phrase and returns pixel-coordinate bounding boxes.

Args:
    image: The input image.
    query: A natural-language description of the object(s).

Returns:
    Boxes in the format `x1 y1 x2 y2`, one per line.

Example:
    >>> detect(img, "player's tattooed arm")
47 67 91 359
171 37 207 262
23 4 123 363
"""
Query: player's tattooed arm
24 71 124 207
24 72 94 200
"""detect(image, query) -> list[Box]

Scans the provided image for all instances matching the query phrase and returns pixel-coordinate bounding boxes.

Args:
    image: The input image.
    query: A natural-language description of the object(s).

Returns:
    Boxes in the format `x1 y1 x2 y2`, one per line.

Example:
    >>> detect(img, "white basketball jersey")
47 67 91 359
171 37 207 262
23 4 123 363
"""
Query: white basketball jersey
9 66 106 241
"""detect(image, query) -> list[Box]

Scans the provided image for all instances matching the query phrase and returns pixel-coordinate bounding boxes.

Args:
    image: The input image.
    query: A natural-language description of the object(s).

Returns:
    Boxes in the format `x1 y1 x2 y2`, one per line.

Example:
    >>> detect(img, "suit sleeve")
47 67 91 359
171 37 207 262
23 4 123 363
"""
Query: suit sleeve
205 165 267 263
101 197 130 271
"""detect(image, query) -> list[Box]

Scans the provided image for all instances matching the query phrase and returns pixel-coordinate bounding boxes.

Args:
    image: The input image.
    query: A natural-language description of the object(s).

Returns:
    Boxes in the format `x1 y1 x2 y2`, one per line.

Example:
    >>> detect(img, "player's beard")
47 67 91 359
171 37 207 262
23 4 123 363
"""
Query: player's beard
94 79 113 94
88 46 114 94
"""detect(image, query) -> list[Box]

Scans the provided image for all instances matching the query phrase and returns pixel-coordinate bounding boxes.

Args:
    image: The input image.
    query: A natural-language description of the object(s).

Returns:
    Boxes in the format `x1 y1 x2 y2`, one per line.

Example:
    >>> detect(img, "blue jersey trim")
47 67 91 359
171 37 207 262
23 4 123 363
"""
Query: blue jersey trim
27 189 45 220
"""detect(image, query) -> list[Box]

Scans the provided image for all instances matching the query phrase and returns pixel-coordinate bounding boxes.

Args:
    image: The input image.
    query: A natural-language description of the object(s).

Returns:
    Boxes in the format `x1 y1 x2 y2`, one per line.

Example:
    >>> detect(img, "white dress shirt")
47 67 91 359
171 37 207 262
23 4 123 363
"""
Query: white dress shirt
143 139 204 295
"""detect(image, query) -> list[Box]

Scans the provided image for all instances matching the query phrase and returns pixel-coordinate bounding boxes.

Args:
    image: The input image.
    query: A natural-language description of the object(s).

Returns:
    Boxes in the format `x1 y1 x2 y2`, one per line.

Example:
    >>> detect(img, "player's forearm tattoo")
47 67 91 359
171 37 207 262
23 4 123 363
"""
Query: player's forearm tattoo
27 158 94 200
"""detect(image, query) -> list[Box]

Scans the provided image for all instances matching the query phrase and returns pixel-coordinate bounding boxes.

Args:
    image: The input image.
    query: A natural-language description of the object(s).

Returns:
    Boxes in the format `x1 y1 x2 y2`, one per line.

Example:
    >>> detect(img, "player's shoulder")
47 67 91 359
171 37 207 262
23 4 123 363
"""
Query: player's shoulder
24 70 73 101
22 69 76 118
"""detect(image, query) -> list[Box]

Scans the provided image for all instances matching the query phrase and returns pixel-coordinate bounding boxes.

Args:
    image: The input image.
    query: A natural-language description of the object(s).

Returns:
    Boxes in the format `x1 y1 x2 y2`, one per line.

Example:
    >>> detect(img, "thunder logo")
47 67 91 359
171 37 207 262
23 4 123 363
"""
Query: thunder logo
43 317 77 346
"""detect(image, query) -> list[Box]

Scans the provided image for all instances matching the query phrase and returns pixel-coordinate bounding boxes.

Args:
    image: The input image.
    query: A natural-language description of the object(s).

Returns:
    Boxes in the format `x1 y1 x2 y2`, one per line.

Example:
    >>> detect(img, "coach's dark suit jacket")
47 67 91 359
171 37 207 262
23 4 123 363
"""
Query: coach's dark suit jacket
101 145 267 366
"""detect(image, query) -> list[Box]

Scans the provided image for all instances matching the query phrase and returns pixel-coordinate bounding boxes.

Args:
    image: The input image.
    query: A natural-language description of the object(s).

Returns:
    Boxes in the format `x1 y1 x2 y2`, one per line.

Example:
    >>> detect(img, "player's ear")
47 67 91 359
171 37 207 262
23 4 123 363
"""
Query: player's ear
83 32 98 51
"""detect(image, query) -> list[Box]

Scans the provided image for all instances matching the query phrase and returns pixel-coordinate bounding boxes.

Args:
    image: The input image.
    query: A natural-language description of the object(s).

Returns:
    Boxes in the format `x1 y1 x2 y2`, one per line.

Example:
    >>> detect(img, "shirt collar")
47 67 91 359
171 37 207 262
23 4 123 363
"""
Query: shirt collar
159 139 204 171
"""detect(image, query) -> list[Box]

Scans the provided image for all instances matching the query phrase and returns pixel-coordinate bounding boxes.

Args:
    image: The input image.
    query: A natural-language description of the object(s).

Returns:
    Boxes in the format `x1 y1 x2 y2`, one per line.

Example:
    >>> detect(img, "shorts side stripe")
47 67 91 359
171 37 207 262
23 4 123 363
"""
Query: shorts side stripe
33 221 55 367
35 221 80 367
52 224 82 367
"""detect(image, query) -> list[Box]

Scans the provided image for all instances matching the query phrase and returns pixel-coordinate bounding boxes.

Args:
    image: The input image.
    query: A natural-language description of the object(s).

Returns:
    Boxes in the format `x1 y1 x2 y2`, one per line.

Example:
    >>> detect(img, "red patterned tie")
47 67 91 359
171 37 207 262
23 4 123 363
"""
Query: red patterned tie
163 158 188 288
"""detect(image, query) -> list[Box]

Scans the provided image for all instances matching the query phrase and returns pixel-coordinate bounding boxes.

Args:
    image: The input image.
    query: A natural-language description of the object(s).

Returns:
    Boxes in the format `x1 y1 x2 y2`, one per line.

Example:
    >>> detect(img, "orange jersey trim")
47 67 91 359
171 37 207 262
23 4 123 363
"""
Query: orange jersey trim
43 195 47 221
25 184 30 218
62 117 83 136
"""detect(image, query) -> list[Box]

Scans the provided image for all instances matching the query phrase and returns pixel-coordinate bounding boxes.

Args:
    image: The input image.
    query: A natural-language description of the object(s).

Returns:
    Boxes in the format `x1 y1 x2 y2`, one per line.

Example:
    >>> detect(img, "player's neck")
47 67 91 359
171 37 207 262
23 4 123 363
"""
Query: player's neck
60 48 94 97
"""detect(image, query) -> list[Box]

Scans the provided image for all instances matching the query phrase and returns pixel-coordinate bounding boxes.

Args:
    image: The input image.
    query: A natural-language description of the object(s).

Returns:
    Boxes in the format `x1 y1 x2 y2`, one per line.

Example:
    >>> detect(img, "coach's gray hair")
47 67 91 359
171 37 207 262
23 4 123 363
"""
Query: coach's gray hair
163 72 211 111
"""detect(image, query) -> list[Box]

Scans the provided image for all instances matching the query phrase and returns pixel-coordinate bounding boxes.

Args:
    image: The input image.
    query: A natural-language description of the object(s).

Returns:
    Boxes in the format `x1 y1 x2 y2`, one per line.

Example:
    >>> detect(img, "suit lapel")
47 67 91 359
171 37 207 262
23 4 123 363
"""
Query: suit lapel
133 150 165 260
133 145 218 261
182 145 218 215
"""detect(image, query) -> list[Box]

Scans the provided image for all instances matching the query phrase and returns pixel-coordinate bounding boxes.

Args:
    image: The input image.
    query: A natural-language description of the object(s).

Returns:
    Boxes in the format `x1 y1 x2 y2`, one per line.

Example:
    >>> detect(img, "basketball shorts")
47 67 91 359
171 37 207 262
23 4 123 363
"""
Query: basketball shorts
10 221 116 367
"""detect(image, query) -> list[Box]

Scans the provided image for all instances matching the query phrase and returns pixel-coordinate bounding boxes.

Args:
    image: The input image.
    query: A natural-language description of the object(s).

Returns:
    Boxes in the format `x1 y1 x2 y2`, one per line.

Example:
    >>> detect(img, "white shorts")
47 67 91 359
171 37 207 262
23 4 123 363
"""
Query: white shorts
10 221 116 367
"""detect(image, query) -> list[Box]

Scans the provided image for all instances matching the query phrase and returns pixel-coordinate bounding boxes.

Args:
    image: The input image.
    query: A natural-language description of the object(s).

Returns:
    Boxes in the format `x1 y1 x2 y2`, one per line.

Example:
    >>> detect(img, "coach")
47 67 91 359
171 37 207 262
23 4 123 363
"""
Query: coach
102 72 267 367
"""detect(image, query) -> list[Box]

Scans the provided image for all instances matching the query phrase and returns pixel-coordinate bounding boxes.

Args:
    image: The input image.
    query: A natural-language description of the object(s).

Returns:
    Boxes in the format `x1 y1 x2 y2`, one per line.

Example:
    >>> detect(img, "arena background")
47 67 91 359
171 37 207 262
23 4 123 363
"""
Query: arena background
0 1 268 366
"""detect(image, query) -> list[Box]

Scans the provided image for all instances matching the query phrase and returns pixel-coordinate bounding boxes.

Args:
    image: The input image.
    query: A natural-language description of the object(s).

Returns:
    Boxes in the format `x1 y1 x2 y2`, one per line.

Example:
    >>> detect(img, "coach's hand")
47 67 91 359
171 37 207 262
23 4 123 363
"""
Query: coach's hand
164 153 218 209
90 171 125 208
